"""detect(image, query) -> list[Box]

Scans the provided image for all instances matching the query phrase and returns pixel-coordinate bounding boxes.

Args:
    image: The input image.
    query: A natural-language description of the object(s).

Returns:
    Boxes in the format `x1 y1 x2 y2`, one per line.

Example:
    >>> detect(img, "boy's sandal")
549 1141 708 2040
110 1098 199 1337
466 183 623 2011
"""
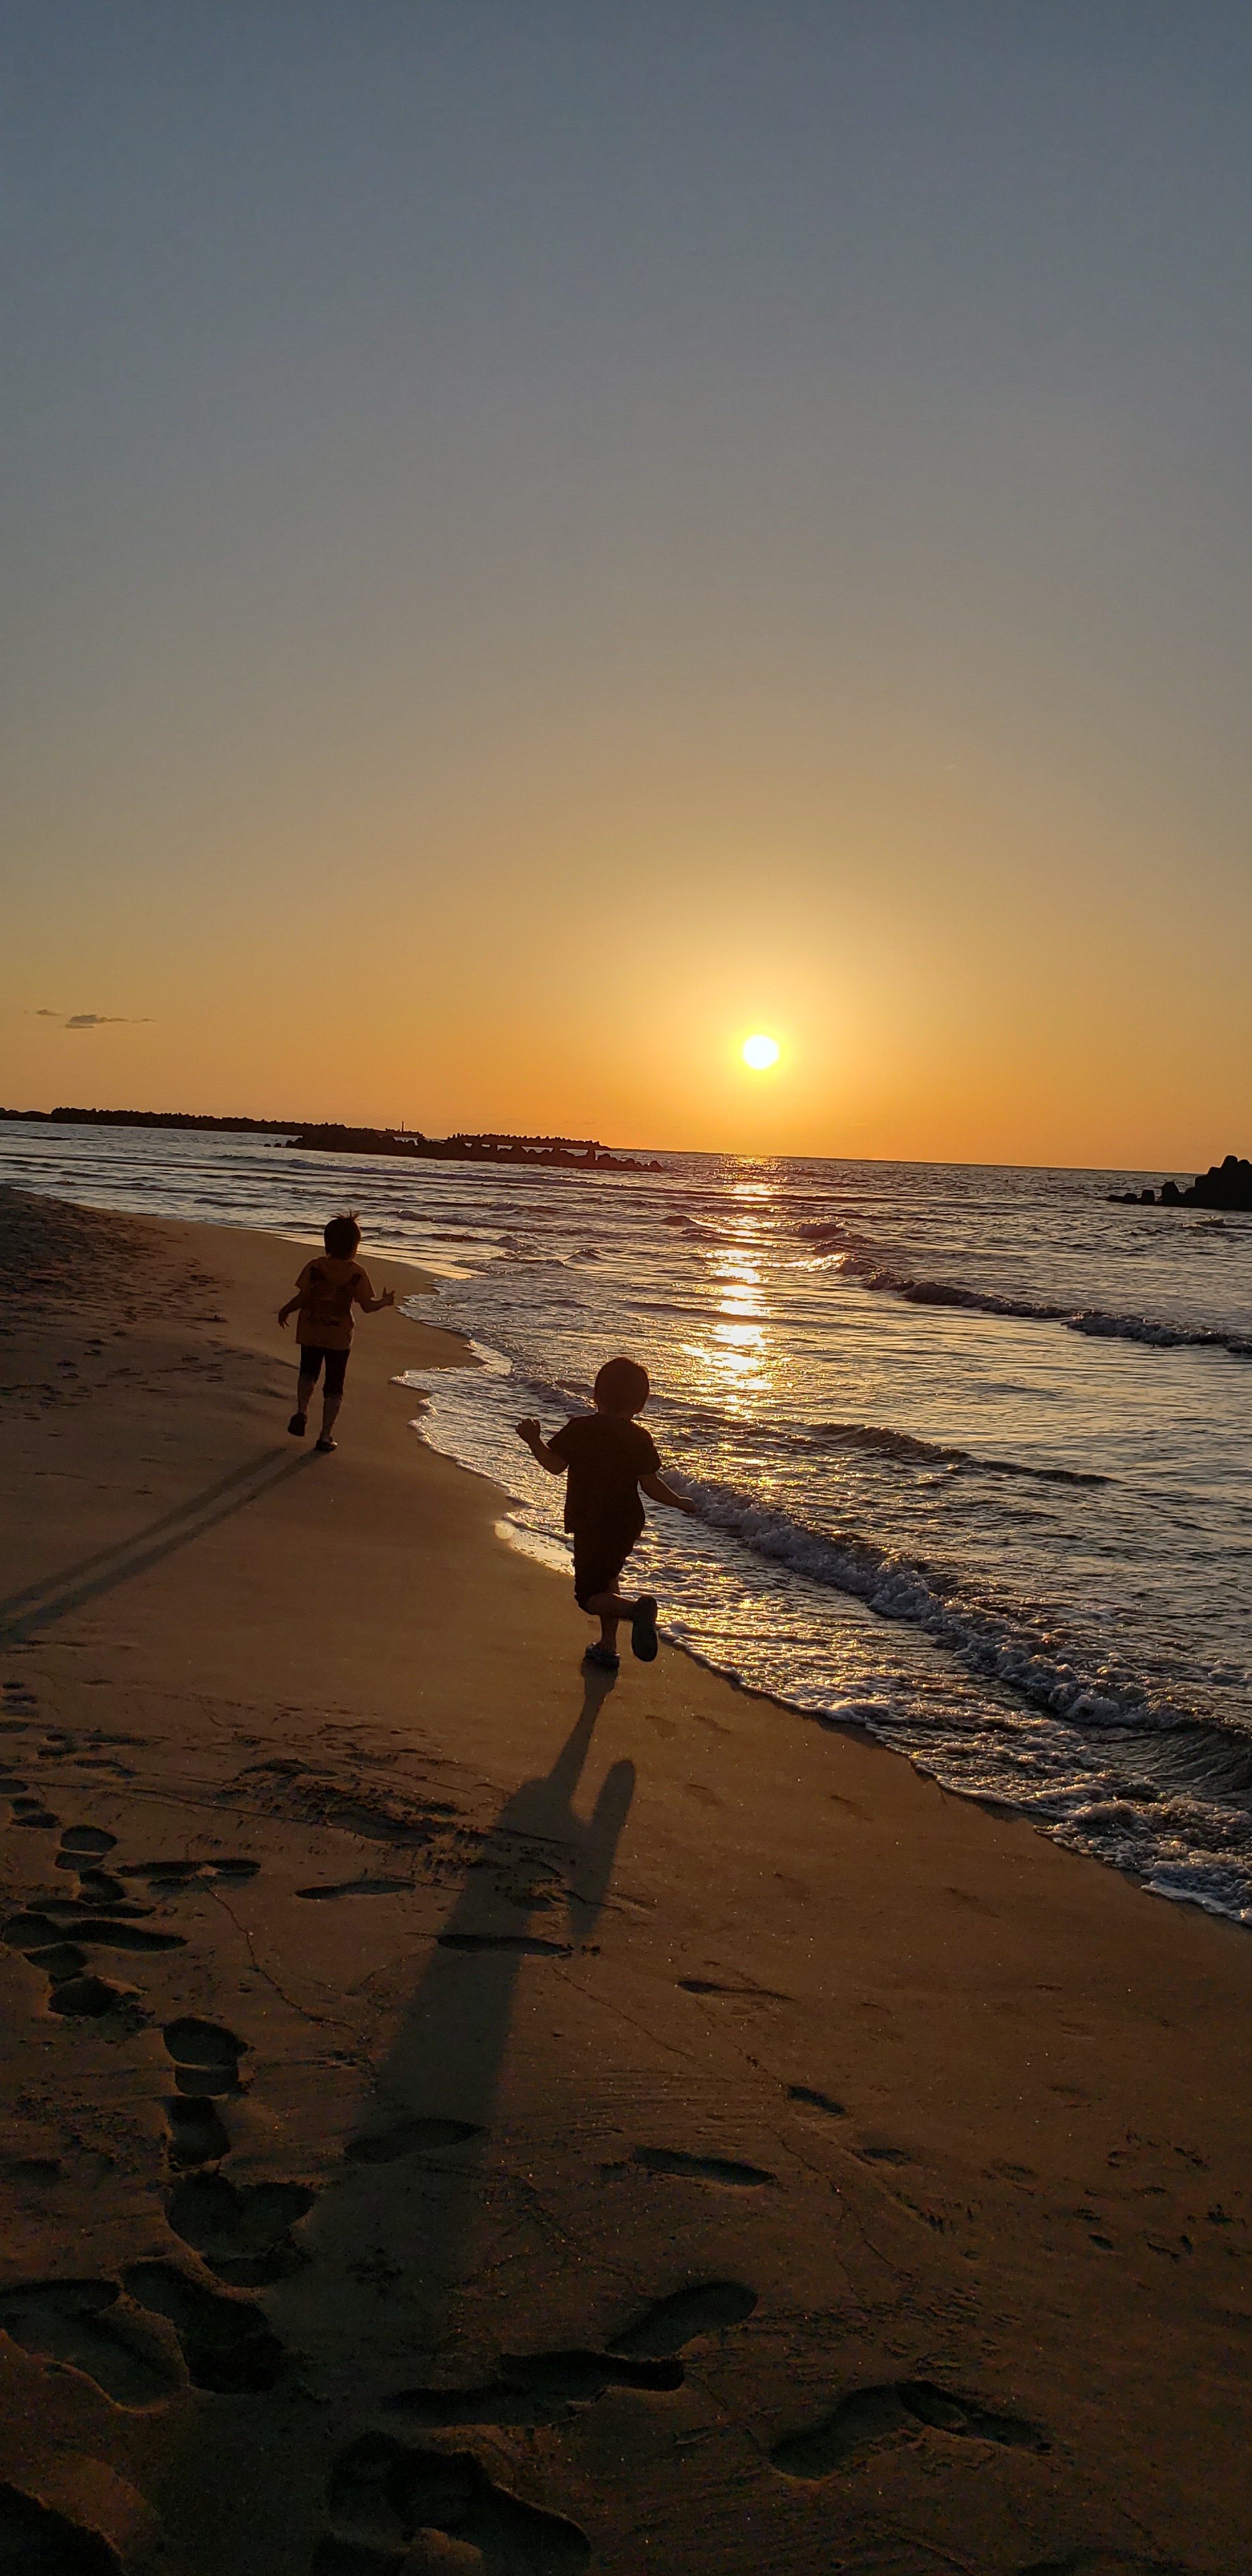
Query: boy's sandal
287 1413 307 1437
630 1595 659 1662
315 1436 337 1453
584 1644 620 1669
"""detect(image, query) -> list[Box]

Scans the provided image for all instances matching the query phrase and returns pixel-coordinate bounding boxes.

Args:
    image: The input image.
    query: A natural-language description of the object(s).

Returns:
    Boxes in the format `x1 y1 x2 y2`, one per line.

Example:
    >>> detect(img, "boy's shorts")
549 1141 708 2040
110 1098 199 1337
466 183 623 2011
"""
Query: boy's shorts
572 1515 643 1610
297 1344 349 1397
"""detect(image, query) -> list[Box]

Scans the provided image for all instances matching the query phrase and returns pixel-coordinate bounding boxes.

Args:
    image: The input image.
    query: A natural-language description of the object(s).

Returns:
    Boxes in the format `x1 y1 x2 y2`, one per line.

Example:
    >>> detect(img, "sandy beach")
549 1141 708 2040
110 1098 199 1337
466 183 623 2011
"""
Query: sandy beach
1 1184 1249 2576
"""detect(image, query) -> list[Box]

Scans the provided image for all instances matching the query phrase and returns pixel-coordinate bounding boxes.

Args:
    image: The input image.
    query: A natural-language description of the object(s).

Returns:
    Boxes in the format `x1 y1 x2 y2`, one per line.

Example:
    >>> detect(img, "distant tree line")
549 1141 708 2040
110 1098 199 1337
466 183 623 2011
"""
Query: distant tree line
1 1106 298 1131
0 1105 662 1173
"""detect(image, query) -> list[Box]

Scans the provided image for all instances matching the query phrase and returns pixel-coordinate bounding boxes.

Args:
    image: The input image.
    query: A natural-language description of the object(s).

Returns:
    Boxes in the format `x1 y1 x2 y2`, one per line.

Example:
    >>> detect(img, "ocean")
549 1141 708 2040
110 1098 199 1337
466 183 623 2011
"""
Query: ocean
4 1117 1250 1927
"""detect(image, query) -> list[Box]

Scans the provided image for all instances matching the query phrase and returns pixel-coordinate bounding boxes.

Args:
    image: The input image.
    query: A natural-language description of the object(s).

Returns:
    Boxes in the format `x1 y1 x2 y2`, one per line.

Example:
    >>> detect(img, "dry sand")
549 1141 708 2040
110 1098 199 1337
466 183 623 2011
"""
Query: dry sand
0 1184 1249 2576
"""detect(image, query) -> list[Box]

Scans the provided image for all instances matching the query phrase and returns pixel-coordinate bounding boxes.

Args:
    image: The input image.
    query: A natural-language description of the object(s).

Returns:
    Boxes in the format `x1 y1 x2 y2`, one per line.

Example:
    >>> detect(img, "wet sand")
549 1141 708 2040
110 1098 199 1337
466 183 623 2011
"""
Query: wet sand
0 1184 1249 2575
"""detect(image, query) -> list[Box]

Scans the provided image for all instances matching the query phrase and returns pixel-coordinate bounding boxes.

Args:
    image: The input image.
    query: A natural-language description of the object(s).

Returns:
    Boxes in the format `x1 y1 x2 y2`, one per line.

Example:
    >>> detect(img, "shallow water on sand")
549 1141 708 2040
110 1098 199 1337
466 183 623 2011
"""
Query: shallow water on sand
4 1120 1251 1924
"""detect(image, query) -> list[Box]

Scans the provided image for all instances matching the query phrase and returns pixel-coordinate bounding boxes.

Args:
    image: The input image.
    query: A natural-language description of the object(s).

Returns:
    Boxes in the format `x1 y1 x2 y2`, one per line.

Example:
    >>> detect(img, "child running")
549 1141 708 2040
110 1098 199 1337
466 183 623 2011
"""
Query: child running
516 1355 696 1669
278 1212 394 1452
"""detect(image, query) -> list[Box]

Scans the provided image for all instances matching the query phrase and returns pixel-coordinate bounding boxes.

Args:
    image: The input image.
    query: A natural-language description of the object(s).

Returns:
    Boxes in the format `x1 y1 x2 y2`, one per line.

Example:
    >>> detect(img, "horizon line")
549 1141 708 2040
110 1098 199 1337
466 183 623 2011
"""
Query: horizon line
0 1103 1227 1182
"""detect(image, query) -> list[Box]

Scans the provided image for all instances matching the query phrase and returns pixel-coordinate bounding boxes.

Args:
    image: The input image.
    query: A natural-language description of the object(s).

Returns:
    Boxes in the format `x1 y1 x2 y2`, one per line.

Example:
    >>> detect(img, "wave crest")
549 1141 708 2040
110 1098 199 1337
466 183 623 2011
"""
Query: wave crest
823 1248 1252 1360
681 1469 1184 1735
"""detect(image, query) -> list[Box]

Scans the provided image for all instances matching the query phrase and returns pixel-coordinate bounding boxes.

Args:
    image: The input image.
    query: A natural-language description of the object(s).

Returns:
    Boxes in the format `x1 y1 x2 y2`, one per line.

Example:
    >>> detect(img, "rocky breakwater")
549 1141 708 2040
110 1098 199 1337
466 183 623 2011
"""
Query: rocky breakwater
1109 1152 1252 1210
284 1124 663 1173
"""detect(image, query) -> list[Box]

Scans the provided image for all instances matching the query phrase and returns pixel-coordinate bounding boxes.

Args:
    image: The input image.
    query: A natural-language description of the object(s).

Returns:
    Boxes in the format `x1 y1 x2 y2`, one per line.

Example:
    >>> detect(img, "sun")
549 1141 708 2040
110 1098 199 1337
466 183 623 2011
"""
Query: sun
742 1032 781 1071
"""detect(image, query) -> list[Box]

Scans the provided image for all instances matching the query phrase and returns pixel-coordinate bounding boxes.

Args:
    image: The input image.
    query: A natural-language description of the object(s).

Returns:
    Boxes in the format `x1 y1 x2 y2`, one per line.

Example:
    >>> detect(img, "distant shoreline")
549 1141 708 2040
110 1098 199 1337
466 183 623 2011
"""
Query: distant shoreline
0 1105 664 1174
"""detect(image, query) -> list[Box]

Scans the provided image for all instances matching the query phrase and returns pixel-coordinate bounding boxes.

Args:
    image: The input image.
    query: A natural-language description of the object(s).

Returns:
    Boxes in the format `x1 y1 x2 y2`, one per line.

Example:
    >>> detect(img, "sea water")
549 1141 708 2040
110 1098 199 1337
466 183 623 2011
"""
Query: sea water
4 1119 1250 1925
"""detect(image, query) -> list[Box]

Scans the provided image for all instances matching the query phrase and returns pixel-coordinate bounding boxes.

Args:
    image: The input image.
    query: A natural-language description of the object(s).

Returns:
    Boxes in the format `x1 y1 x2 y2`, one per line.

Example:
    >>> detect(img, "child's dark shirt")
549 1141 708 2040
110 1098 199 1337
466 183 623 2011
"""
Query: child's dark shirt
547 1413 660 1536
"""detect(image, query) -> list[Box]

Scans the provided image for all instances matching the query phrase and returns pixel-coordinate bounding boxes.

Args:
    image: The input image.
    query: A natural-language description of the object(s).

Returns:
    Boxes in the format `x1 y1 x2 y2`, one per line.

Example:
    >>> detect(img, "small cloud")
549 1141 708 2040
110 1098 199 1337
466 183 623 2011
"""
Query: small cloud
33 1006 151 1029
56 1012 151 1030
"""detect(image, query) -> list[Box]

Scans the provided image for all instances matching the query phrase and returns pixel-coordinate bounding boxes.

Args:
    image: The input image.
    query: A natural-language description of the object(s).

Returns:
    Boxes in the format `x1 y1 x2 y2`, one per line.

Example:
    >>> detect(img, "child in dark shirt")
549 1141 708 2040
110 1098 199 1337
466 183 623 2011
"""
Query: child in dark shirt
516 1355 696 1669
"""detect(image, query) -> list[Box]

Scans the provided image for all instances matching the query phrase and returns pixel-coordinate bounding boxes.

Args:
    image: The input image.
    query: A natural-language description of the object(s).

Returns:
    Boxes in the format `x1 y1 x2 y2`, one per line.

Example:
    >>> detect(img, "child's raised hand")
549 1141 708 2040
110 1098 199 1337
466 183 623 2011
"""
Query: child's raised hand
515 1417 542 1446
381 1287 395 1307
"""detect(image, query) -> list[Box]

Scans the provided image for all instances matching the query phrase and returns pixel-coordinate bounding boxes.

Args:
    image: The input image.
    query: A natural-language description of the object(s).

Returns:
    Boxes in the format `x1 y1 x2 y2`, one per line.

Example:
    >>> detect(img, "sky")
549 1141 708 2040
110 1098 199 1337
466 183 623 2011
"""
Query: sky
3 1 1251 1167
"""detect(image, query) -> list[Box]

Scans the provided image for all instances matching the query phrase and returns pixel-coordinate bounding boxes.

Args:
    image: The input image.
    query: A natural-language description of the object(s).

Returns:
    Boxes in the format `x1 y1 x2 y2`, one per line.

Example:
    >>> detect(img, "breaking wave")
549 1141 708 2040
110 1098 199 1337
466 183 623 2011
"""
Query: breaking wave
678 1469 1222 1742
795 1228 1252 1359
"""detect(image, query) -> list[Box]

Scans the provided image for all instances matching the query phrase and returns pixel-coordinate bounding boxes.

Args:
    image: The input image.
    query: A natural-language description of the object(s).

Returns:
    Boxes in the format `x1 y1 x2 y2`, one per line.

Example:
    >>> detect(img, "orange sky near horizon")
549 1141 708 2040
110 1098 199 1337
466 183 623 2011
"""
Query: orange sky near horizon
6 739 1242 1172
4 8 1250 1176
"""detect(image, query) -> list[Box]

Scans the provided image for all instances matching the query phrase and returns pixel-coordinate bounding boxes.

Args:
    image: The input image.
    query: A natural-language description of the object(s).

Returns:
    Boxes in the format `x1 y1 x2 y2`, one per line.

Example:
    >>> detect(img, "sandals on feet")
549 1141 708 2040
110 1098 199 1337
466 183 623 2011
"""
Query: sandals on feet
315 1436 337 1453
630 1595 659 1662
288 1413 307 1437
584 1643 620 1670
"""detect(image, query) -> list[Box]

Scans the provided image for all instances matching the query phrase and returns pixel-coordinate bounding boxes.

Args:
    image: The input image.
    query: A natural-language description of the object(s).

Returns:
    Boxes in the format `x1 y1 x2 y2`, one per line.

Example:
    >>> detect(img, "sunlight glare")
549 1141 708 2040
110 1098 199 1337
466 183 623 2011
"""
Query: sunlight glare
742 1033 781 1070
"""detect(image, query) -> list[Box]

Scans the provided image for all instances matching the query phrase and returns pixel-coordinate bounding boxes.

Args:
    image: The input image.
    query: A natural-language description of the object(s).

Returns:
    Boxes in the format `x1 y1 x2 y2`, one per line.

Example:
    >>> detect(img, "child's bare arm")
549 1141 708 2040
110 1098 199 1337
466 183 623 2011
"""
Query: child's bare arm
361 1289 396 1314
516 1418 566 1473
277 1297 300 1329
641 1470 698 1514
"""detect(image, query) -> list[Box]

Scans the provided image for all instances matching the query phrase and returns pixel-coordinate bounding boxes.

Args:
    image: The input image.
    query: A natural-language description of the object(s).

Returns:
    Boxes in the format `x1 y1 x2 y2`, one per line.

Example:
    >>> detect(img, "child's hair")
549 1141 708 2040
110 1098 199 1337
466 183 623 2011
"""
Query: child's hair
324 1211 362 1259
593 1354 650 1414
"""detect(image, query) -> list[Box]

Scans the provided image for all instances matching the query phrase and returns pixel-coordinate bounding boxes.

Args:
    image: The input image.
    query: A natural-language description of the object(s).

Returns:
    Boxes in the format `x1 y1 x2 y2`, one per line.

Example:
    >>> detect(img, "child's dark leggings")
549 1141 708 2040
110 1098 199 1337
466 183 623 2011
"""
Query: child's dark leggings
297 1345 349 1397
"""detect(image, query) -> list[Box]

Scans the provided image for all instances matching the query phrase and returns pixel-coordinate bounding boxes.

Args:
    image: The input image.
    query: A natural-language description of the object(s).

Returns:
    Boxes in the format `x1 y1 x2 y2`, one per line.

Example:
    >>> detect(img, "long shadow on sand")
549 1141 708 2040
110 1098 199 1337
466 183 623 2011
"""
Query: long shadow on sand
106 1675 634 2573
0 1448 315 1644
328 1657 629 2200
287 1666 632 2376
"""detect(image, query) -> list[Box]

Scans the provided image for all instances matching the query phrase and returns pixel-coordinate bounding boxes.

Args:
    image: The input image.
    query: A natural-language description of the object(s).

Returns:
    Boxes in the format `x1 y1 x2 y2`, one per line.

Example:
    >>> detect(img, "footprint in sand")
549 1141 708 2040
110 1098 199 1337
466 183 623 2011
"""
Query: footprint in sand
162 2016 248 2097
295 1877 412 1901
74 1868 132 1905
314 2433 590 2575
9 1797 59 1830
316 2285 760 2570
49 1974 142 2020
4 1910 184 1958
165 2172 316 2287
386 2350 684 2427
678 1976 790 2000
772 2378 1049 2478
382 2281 759 2432
25 1938 88 1980
3 1905 183 2023
118 1856 260 1892
0 1908 145 2021
0 2277 183 2409
0 2482 123 2573
54 1833 127 1904
57 1825 118 1861
788 2084 848 2118
630 2146 777 2188
1 2209 293 2407
120 2260 284 2395
160 2018 249 2165
611 2280 757 2352
130 1860 204 1889
165 2097 232 2169
343 2117 485 2165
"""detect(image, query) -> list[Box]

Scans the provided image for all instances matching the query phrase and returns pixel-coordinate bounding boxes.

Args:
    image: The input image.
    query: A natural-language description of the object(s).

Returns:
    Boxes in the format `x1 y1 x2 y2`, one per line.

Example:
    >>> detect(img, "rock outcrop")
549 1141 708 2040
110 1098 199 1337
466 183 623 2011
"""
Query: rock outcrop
1108 1153 1252 1211
284 1125 663 1173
